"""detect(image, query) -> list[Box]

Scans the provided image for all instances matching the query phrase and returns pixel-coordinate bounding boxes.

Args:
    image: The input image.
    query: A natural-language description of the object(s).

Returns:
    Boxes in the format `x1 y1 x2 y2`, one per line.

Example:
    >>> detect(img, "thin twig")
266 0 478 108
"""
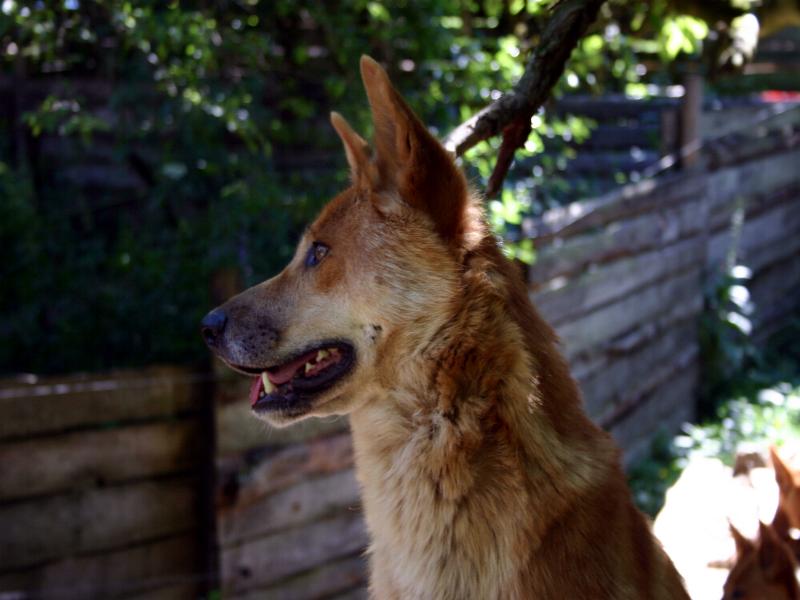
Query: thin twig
486 118 531 198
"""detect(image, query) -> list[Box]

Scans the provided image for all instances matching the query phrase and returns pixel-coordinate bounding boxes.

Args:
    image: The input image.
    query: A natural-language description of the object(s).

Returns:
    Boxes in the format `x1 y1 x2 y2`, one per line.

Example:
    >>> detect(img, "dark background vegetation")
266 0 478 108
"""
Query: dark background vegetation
0 0 797 375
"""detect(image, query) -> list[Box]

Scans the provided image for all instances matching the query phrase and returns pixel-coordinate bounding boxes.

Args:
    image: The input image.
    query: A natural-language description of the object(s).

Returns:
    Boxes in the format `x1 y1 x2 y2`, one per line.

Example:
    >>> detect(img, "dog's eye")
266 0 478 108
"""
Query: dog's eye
305 242 329 267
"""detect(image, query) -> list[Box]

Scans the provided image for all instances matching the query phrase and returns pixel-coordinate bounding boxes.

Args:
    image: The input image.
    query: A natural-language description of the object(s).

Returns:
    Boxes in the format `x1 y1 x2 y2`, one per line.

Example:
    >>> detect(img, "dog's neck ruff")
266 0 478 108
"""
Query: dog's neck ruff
347 244 614 598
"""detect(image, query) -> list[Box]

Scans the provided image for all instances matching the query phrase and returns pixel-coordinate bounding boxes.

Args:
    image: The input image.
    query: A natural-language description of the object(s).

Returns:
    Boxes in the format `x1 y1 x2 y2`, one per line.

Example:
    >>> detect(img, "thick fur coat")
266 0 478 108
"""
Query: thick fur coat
204 56 689 599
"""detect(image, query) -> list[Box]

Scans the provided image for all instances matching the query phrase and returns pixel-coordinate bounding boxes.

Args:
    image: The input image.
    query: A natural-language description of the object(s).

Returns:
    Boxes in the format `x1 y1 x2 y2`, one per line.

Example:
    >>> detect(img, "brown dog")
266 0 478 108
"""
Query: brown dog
202 56 689 599
724 522 799 600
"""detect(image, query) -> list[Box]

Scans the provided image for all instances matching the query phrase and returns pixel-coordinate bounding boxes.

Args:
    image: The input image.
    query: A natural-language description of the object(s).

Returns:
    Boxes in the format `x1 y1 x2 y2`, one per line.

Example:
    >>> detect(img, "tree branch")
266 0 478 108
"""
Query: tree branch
444 0 606 196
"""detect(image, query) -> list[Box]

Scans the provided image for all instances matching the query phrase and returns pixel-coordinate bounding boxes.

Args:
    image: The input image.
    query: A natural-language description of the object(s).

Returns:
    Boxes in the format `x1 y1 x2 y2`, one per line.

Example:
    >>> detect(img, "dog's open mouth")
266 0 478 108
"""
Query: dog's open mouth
247 342 355 412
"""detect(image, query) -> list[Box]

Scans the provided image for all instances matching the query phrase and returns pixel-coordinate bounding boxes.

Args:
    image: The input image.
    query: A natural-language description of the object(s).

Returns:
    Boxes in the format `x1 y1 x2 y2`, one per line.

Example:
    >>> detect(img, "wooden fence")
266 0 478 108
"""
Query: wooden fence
0 367 214 599
528 102 800 463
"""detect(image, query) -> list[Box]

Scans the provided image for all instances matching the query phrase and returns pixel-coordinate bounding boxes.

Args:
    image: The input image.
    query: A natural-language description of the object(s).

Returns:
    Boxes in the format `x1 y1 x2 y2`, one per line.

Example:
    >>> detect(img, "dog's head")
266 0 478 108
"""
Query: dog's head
201 56 480 426
723 522 799 600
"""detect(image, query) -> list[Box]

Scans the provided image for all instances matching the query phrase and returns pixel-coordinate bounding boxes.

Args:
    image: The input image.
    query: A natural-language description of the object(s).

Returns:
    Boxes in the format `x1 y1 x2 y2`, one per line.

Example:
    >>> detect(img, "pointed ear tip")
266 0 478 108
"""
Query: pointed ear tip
330 112 363 141
360 55 387 82
729 522 750 542
759 521 776 539
330 111 354 135
360 54 378 70
758 522 781 548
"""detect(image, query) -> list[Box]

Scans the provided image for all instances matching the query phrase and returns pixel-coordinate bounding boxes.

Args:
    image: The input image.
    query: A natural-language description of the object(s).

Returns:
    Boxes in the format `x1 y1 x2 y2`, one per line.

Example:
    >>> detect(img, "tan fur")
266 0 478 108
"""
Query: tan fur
208 56 688 598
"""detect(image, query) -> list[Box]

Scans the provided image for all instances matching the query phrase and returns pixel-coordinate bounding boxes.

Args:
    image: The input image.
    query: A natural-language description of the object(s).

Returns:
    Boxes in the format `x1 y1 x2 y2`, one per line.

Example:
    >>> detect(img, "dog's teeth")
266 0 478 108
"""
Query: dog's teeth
261 372 274 395
305 362 314 374
316 349 330 362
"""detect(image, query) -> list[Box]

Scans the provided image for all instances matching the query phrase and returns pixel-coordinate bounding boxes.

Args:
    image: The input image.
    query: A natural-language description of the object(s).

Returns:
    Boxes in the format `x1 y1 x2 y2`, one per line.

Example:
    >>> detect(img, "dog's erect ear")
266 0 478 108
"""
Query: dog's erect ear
729 522 754 557
330 111 376 187
757 521 796 583
771 446 794 495
359 55 468 244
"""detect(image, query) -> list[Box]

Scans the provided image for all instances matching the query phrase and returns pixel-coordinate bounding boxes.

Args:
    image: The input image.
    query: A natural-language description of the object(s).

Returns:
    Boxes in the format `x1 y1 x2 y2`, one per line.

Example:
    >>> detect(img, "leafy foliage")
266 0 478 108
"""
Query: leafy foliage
698 263 759 418
0 0 770 372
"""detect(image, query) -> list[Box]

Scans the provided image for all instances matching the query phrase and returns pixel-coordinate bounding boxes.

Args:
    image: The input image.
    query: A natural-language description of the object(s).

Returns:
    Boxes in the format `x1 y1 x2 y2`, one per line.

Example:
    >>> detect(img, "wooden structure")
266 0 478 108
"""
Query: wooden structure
0 367 214 599
1 102 798 599
528 102 800 463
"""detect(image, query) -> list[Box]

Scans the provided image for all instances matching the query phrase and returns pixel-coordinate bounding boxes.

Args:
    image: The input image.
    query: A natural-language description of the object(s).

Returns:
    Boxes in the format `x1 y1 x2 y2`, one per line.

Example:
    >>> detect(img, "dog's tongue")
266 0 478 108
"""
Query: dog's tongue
267 350 318 386
249 377 261 406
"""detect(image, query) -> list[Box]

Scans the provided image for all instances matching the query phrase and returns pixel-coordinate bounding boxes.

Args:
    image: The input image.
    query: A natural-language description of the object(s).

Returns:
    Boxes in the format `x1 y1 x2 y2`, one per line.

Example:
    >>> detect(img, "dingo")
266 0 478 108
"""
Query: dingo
203 56 689 599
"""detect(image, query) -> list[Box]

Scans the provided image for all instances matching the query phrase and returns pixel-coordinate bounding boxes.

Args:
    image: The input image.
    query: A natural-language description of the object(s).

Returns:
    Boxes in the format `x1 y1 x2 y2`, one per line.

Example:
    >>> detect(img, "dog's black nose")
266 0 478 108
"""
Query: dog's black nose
201 308 227 346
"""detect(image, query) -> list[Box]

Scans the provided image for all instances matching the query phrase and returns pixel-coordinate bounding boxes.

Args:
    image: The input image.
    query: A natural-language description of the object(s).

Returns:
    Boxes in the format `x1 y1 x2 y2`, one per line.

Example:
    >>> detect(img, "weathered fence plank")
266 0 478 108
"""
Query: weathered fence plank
533 236 704 326
220 469 361 546
749 249 800 332
220 432 354 509
609 364 698 466
555 267 702 361
700 103 800 140
221 512 369 594
529 197 707 285
579 319 699 420
524 113 800 247
600 345 698 432
0 366 209 598
707 193 800 270
525 173 707 249
0 534 199 599
0 477 196 570
705 150 800 224
745 220 800 276
236 553 367 600
0 366 202 441
0 420 200 501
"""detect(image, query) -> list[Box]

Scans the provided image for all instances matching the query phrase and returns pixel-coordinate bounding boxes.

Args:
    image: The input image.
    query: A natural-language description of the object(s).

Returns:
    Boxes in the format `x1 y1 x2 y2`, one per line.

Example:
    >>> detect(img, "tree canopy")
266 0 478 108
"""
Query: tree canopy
0 0 793 373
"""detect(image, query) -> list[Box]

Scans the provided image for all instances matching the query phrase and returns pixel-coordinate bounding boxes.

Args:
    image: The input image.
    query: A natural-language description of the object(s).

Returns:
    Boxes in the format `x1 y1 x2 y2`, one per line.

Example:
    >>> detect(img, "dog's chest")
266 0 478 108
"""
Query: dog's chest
351 411 524 598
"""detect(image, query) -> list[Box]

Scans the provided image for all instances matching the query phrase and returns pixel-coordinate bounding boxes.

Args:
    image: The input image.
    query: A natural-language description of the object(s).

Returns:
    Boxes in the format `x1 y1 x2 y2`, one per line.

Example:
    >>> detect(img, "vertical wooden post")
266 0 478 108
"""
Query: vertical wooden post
197 267 243 596
679 72 703 169
659 108 679 163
